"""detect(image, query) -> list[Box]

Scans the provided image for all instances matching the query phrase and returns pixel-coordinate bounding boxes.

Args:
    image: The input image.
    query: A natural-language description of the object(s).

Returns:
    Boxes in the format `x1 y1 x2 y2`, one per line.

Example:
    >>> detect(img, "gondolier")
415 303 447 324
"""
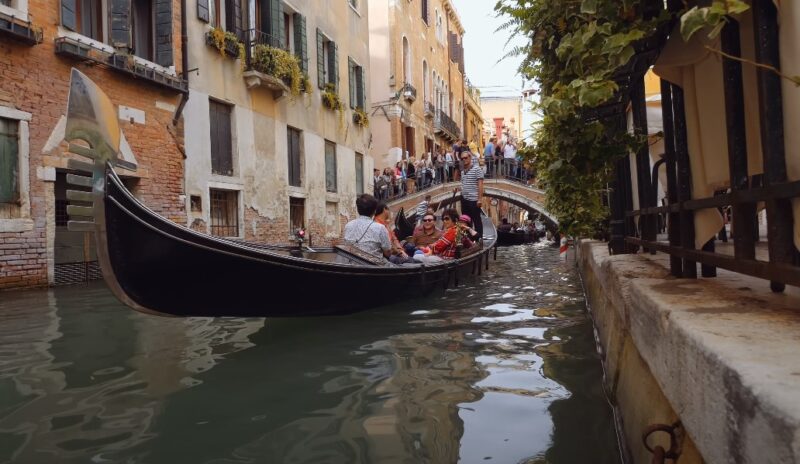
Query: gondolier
458 150 484 240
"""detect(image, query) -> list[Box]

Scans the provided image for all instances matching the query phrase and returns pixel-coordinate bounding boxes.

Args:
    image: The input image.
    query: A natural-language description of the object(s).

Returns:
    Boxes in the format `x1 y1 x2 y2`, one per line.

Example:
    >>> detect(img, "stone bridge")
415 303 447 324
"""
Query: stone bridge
386 179 557 225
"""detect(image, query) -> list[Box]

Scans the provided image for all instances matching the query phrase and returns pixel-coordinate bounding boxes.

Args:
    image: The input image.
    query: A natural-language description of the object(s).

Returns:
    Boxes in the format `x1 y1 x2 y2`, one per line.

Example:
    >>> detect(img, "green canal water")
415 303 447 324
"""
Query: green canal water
0 243 620 464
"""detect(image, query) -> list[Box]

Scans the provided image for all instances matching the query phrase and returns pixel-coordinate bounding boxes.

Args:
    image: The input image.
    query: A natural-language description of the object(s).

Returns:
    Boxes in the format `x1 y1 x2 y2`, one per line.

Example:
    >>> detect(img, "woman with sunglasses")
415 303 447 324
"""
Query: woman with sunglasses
414 209 474 263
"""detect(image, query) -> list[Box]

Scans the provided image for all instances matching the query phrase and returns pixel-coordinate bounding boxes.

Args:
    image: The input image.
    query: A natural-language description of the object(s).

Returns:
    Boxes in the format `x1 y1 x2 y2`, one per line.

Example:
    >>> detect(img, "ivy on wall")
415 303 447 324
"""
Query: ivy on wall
496 0 668 237
497 0 798 237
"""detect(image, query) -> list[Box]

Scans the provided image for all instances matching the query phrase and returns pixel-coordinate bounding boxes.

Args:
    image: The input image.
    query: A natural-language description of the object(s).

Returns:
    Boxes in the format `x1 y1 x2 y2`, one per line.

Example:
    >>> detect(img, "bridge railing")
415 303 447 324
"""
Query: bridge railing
373 159 536 202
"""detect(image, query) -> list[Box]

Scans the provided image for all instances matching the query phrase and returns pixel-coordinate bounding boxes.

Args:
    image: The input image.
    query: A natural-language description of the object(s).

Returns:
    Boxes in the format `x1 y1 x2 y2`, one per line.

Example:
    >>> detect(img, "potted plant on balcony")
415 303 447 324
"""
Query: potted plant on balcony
321 83 342 111
353 108 369 128
206 27 244 60
251 44 303 96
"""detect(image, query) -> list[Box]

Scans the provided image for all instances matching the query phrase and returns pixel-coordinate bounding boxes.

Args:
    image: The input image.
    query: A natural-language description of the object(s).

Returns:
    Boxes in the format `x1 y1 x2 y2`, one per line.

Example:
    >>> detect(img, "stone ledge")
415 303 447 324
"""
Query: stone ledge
578 240 800 464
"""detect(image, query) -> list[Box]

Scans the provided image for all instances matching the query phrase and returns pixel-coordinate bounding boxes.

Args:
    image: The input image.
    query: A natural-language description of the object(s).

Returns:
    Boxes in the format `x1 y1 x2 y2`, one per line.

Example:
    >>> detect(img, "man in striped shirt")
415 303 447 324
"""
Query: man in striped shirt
458 150 484 240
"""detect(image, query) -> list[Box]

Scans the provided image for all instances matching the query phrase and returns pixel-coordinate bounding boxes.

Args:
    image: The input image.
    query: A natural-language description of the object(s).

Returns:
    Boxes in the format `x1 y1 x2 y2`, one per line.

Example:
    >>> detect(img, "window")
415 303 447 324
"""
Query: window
289 197 305 234
287 127 302 187
131 0 153 61
316 30 338 89
355 152 364 195
224 0 244 35
209 189 239 237
421 0 428 24
436 11 443 43
255 0 284 47
209 99 233 176
348 57 366 110
422 60 429 102
402 36 410 84
325 140 337 193
60 0 174 66
0 117 19 204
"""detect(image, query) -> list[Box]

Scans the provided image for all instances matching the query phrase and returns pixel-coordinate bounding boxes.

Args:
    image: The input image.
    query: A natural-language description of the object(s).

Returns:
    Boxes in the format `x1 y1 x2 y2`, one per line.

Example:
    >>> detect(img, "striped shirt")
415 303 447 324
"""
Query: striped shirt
415 200 429 219
461 164 484 201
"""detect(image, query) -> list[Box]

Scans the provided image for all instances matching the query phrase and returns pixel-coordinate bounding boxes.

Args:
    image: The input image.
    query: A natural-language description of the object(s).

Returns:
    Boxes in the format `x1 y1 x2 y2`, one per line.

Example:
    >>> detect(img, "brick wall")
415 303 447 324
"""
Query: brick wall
0 0 185 290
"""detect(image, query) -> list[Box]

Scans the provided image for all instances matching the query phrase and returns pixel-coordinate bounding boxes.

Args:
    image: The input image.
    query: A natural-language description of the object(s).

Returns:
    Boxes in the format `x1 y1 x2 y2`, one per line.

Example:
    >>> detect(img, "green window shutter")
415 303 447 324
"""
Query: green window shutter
269 0 283 48
316 29 325 89
331 41 339 90
110 0 132 50
359 66 366 110
61 0 77 31
154 0 173 66
0 119 19 204
197 0 209 22
348 57 355 109
293 14 307 74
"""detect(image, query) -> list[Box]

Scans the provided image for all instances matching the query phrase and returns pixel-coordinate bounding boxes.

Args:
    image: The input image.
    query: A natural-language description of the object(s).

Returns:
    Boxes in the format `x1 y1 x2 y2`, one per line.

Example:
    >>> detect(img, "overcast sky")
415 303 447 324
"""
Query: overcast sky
452 0 528 98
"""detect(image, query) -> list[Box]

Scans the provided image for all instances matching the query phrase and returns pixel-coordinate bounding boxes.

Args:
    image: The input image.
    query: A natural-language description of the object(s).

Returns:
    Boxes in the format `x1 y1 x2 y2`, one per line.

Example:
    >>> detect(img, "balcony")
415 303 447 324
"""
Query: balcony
241 28 297 99
54 37 187 93
0 9 42 45
401 83 416 102
434 110 460 141
424 101 435 118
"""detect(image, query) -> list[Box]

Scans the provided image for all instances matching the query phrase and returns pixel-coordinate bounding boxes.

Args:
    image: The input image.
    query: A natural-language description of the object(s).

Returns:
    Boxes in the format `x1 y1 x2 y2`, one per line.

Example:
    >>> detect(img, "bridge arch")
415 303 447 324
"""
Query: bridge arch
386 179 558 228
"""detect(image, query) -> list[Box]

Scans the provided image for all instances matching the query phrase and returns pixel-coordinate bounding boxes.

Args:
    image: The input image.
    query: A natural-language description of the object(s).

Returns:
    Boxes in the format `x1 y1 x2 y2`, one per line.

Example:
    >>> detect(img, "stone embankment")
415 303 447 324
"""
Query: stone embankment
577 240 800 464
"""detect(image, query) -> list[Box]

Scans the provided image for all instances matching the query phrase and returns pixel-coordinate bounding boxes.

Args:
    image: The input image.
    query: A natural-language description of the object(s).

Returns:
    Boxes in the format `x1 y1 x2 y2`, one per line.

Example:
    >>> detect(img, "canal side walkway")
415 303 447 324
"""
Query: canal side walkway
576 240 800 464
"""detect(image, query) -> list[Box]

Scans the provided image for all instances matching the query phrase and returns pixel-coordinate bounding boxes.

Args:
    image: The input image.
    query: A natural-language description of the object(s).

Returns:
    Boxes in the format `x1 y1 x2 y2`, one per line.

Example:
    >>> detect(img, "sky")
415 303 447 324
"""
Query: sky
451 0 529 98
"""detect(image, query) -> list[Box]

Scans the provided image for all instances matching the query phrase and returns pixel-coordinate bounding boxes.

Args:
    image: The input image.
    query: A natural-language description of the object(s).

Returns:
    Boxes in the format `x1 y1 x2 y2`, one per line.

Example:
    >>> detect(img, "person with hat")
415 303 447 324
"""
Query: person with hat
457 213 480 242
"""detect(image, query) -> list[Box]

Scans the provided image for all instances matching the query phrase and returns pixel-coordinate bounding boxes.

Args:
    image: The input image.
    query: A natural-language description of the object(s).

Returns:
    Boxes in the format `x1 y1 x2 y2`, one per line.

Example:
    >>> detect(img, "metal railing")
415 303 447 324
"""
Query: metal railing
372 159 534 202
614 0 799 292
424 101 435 118
401 83 417 101
434 110 460 140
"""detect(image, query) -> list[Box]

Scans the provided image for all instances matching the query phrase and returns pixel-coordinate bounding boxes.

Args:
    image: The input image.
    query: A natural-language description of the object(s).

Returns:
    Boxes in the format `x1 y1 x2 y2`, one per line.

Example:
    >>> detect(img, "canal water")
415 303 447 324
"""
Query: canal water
0 243 620 464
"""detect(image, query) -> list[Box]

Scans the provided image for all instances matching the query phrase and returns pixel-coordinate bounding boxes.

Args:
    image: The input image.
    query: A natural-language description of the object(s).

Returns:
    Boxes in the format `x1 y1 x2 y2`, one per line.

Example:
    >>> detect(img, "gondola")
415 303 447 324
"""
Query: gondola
394 207 416 241
62 69 496 318
497 230 527 246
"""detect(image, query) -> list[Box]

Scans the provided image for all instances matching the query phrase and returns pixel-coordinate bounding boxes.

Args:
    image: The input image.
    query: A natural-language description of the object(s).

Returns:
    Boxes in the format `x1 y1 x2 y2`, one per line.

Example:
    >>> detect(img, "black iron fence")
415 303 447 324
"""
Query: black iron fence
434 110 460 141
613 0 799 292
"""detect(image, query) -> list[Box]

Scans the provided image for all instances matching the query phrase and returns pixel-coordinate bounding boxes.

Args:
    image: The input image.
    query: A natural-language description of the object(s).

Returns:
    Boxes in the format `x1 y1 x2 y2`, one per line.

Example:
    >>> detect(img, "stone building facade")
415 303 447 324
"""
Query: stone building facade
463 81 482 148
368 0 467 171
0 0 187 289
481 96 524 145
183 0 372 246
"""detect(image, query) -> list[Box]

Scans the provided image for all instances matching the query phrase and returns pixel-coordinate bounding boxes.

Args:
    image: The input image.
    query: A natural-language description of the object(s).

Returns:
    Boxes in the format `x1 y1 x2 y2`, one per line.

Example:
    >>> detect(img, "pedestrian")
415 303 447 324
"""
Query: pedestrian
406 156 416 194
503 141 517 178
457 149 484 240
484 137 495 178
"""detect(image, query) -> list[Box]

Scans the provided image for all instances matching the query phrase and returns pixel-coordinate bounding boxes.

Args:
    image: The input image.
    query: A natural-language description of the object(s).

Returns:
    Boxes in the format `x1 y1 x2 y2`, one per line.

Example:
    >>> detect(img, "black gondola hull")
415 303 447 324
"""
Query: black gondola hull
104 171 495 317
496 230 526 246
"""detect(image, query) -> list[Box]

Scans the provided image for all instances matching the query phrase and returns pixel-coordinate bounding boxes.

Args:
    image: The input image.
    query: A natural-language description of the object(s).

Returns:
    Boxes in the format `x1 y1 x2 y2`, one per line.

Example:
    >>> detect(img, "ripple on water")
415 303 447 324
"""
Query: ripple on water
0 244 619 464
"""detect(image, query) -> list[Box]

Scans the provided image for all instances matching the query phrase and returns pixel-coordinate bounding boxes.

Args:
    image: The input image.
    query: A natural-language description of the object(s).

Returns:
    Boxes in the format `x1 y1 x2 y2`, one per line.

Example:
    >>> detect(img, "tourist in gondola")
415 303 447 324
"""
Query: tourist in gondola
498 218 513 233
343 194 392 258
375 202 412 264
457 214 480 242
402 212 442 256
413 209 474 263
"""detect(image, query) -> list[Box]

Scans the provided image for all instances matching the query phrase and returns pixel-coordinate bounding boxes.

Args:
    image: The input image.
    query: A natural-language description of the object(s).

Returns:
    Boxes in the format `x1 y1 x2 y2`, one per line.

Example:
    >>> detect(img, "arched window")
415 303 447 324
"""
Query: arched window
402 36 411 84
422 60 429 102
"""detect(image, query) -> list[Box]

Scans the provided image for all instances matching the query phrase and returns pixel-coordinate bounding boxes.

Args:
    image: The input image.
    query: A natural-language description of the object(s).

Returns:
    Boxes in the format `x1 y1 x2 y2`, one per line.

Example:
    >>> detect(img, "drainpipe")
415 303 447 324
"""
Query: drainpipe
172 0 190 126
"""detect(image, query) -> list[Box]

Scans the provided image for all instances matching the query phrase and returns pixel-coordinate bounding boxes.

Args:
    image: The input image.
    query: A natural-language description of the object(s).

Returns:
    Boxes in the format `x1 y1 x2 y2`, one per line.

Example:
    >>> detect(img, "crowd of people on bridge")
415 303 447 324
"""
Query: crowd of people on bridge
373 138 535 201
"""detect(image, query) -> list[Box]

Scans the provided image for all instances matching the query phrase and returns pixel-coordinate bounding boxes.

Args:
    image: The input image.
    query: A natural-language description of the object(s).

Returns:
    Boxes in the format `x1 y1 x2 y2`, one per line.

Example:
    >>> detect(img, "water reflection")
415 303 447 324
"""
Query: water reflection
0 243 619 463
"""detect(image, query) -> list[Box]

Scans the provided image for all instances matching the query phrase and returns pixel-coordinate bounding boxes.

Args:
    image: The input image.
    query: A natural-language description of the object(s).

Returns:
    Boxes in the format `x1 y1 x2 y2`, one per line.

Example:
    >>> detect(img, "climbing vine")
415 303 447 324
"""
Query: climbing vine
497 0 798 237
496 0 667 237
